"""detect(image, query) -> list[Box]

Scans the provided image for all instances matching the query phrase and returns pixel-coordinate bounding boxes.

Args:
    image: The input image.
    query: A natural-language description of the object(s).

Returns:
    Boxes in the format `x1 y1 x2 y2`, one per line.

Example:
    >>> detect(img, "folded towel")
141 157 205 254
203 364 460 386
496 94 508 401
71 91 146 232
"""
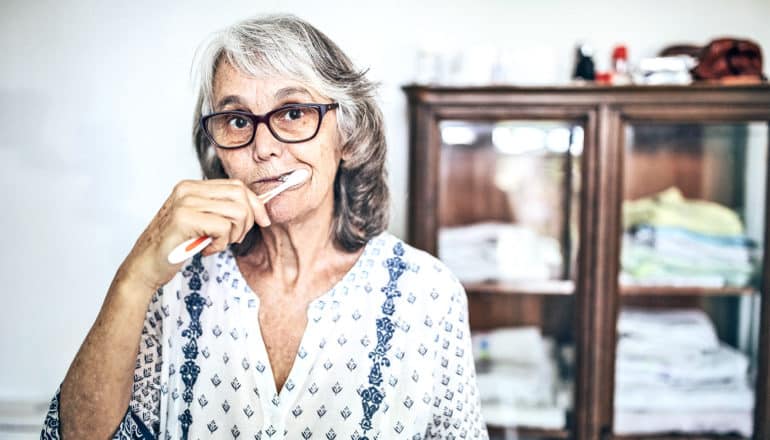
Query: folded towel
616 343 749 387
614 409 752 437
614 379 754 411
623 187 744 236
622 238 754 287
439 222 562 283
629 224 755 255
619 271 726 288
482 402 566 430
477 369 554 407
617 308 720 352
614 306 755 430
472 326 549 366
471 326 553 368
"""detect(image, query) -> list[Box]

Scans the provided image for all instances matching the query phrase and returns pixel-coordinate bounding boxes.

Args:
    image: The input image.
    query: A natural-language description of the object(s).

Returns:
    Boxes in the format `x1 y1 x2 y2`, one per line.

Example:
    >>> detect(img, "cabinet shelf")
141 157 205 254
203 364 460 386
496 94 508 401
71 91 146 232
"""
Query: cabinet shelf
487 425 570 439
619 285 756 297
464 282 756 297
464 280 574 296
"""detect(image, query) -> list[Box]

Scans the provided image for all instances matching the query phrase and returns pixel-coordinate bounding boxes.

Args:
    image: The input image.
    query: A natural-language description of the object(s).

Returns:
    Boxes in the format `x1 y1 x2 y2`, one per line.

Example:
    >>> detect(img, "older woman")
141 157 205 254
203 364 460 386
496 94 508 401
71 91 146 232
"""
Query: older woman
41 15 487 440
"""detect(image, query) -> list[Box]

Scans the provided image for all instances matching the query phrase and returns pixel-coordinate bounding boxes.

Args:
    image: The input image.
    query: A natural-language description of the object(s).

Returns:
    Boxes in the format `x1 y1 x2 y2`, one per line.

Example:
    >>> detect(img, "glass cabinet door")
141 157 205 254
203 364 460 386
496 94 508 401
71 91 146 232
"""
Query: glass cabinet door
614 121 768 439
436 119 583 439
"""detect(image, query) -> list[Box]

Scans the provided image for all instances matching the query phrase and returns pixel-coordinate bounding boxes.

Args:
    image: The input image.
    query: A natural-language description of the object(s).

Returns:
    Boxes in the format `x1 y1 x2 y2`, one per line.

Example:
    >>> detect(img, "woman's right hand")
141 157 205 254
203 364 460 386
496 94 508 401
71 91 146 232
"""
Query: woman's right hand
117 179 271 292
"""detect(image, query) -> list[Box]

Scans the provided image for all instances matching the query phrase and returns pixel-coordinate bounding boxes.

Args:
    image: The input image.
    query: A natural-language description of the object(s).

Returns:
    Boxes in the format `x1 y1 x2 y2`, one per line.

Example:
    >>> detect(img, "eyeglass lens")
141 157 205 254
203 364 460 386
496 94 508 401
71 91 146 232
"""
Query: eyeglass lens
206 106 321 146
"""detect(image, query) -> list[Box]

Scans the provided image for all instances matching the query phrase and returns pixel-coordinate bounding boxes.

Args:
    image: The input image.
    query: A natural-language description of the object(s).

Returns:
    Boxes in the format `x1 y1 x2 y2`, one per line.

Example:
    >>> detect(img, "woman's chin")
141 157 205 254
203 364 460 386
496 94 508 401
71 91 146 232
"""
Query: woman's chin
264 199 309 225
262 189 332 227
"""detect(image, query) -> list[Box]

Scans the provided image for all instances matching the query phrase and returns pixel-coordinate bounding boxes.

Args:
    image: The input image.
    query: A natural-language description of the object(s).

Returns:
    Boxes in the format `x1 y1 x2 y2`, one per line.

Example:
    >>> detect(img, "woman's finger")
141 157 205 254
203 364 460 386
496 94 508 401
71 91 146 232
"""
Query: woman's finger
243 187 271 227
218 179 271 227
173 179 270 228
177 195 253 243
173 208 237 255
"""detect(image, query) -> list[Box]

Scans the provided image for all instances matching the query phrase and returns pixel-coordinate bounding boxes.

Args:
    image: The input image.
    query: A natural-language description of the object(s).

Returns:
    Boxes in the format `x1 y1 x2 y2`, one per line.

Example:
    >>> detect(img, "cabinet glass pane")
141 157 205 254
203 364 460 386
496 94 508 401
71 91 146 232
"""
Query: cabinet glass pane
614 122 768 438
438 120 582 287
437 119 583 437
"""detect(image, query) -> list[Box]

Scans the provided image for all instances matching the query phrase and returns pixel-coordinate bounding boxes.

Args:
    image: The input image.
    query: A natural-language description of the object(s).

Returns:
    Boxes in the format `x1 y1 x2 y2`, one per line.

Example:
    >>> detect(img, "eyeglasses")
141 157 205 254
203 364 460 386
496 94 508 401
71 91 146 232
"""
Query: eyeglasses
201 102 339 148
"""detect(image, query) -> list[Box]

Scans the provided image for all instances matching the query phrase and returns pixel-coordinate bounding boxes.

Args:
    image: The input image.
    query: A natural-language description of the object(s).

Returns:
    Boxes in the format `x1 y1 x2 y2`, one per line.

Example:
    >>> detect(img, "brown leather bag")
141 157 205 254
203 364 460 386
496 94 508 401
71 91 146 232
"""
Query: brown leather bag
692 38 765 81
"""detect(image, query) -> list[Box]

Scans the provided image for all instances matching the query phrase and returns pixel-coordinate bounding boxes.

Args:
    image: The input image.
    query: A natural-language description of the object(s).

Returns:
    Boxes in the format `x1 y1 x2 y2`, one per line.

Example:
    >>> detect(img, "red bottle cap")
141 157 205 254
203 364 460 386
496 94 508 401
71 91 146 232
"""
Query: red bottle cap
612 45 628 60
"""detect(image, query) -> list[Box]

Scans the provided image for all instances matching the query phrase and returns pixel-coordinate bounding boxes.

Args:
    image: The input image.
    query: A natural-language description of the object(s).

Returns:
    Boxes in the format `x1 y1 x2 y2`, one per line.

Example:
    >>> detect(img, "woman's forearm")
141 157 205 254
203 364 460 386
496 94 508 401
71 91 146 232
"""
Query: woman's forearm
58 267 156 440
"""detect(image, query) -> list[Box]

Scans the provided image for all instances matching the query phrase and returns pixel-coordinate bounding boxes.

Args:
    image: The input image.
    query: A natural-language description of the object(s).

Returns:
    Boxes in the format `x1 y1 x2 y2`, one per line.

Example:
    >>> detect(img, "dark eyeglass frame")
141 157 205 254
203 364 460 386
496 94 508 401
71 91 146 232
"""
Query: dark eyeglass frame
200 102 340 148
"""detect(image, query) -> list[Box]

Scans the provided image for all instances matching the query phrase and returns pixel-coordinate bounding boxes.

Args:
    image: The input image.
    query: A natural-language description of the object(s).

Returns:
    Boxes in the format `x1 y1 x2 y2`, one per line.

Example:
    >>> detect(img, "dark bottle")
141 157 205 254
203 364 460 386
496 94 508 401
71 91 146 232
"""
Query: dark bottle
573 44 596 81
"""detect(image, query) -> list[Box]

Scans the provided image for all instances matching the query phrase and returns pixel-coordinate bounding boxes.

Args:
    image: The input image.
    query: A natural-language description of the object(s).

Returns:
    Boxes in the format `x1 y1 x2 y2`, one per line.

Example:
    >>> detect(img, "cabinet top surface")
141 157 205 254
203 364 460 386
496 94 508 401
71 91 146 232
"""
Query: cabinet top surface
402 83 770 93
403 83 770 102
402 83 770 110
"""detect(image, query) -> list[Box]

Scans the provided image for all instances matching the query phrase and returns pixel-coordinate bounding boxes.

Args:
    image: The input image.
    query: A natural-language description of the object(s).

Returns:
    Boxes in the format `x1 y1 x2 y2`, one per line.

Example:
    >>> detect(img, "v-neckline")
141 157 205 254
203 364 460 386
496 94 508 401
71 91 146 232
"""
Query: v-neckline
225 234 376 319
222 235 378 411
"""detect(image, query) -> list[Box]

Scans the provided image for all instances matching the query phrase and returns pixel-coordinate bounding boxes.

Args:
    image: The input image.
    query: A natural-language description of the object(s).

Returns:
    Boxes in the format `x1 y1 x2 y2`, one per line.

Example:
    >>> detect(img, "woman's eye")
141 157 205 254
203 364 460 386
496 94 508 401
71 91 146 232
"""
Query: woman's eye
229 117 250 129
285 108 304 120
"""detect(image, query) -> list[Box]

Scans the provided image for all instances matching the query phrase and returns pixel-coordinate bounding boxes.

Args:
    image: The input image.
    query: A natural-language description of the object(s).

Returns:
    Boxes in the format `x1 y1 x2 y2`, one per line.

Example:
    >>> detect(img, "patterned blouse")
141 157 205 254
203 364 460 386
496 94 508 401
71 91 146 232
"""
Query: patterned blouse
41 232 488 439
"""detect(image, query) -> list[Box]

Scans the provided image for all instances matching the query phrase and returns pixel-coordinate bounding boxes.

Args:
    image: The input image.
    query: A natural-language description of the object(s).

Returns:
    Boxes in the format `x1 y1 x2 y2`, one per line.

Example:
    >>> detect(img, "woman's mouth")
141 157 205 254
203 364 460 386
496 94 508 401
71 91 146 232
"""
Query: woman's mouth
256 170 294 184
253 170 306 194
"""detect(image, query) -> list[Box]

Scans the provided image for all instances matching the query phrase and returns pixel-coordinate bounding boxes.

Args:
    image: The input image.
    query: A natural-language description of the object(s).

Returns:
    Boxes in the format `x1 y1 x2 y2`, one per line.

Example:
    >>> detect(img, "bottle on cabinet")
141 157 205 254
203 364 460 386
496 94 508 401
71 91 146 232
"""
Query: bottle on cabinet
611 44 632 85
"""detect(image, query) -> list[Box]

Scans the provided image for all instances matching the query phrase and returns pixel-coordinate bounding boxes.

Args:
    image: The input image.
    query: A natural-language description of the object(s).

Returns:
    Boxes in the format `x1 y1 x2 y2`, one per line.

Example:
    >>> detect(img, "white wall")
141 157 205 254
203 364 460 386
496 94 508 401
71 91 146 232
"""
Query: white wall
1 0 769 412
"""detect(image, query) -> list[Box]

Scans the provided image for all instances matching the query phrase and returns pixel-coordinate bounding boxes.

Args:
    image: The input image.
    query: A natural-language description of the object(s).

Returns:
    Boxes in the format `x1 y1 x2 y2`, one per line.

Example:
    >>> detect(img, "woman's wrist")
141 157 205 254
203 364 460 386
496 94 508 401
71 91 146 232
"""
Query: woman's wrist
111 260 162 300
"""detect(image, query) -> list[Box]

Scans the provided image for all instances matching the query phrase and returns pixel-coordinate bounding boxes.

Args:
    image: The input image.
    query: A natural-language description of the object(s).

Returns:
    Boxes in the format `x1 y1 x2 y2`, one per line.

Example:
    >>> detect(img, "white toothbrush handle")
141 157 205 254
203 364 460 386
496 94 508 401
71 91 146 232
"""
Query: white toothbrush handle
257 180 291 204
167 236 213 264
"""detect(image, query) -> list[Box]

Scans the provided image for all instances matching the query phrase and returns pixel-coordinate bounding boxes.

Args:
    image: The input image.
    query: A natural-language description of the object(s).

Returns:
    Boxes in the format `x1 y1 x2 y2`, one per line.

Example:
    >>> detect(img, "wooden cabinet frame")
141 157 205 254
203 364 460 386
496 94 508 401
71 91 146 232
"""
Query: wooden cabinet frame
403 85 770 440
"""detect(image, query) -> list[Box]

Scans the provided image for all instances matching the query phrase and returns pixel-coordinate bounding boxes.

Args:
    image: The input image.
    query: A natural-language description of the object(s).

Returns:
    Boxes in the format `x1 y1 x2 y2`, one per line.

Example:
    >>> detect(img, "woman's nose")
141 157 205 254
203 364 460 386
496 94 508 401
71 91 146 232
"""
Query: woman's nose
251 122 284 161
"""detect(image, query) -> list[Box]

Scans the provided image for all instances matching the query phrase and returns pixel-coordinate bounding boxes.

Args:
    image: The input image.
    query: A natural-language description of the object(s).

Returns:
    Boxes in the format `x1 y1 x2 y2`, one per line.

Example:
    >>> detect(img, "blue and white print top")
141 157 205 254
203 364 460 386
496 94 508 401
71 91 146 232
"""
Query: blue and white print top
41 232 488 439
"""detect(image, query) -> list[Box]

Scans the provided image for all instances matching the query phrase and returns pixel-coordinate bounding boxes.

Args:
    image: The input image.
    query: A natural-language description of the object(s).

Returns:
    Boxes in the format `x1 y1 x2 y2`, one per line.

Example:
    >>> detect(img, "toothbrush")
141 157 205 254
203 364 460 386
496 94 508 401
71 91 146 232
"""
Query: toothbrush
167 169 310 264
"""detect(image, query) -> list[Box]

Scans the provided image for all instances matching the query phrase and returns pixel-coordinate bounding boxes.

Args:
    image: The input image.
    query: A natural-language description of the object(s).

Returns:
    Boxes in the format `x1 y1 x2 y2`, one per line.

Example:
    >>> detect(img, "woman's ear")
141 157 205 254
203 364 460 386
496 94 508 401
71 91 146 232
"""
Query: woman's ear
339 140 354 163
339 153 353 171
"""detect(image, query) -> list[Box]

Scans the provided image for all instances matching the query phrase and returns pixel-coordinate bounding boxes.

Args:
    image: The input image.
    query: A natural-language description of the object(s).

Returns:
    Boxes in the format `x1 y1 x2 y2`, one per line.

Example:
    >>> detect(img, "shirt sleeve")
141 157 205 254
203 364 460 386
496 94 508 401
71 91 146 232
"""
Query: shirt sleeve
41 283 168 440
425 279 489 440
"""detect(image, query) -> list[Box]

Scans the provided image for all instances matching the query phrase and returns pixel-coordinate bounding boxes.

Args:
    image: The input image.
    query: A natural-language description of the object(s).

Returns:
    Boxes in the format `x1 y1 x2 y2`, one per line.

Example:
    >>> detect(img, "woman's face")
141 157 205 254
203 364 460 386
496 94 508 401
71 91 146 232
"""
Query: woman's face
210 61 343 225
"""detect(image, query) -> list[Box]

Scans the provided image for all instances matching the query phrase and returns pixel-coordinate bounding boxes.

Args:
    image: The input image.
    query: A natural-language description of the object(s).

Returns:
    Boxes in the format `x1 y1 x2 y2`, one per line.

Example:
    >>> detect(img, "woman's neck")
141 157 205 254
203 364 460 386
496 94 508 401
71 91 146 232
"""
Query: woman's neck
236 200 358 299
254 221 336 289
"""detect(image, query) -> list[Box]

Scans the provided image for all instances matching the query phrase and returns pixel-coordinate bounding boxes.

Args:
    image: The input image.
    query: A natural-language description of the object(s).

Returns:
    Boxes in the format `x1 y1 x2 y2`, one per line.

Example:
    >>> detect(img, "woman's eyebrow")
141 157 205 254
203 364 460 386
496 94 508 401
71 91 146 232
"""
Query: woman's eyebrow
274 86 313 101
215 88 313 111
215 95 245 110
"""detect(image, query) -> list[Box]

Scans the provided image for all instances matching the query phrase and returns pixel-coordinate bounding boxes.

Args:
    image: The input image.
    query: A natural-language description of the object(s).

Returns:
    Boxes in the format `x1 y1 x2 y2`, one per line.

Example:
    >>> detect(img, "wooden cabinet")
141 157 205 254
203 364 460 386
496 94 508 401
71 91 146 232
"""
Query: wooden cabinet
403 84 770 440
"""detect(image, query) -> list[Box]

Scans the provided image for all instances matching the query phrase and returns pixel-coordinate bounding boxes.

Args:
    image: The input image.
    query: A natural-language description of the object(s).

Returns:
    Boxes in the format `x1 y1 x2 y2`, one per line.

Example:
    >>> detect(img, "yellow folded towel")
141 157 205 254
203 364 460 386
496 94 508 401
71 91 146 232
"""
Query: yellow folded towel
623 187 744 236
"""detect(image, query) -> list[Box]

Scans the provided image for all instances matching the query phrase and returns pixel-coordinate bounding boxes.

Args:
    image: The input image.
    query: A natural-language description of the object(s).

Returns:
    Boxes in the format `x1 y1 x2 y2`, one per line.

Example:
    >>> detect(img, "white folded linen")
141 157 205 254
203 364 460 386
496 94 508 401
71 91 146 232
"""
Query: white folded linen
614 379 754 412
619 271 726 288
472 326 549 366
616 343 750 387
477 369 553 407
439 222 562 283
481 402 566 430
617 308 720 353
474 328 562 409
614 306 756 434
614 410 753 437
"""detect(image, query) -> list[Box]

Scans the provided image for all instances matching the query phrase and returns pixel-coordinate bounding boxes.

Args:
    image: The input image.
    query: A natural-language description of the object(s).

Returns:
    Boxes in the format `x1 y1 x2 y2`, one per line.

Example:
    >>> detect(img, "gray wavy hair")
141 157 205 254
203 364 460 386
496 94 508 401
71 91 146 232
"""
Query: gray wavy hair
191 14 389 254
